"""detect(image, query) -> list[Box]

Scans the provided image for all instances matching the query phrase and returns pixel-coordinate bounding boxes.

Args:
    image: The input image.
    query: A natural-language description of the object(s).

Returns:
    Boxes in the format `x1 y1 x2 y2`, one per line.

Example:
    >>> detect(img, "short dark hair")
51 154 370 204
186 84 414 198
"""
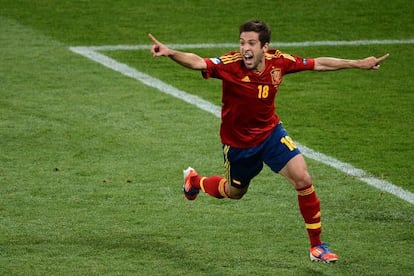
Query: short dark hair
239 20 271 47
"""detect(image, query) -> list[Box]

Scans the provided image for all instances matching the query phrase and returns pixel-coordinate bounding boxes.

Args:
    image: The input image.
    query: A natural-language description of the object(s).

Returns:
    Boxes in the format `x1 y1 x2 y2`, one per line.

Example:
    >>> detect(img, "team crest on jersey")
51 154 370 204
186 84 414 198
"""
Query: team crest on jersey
270 68 282 86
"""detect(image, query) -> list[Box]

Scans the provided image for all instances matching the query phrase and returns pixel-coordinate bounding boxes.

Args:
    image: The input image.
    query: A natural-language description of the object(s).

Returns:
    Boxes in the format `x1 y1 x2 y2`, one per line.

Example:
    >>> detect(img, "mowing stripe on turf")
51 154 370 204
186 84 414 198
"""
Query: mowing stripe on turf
69 43 414 205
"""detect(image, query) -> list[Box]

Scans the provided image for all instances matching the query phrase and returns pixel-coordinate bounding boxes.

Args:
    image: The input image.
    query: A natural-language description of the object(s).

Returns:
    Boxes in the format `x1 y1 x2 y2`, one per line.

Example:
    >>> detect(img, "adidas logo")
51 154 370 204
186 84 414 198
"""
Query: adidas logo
241 76 250 82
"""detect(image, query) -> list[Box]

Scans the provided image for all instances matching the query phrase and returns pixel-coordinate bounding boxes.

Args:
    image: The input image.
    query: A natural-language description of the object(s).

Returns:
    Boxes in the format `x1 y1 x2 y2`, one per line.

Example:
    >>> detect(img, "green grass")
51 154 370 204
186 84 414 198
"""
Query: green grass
1 1 413 275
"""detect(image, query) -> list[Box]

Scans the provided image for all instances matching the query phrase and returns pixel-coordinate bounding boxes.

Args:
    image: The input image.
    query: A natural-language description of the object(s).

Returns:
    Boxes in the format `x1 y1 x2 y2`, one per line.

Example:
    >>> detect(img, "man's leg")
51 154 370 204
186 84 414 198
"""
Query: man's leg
262 124 338 262
279 154 321 247
279 154 338 263
183 167 250 200
183 144 262 200
184 167 229 199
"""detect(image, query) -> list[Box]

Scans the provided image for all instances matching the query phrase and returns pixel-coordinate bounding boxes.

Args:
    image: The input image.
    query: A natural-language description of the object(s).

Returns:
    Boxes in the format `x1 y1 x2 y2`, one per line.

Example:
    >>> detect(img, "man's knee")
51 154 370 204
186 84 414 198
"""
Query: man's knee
279 154 312 189
294 171 312 190
227 185 248 200
228 192 245 200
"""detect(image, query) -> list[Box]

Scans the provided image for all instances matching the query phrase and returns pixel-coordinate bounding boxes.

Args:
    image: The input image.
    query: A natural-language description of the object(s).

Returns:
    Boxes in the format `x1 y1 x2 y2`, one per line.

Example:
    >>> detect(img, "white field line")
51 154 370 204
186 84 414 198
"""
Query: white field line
82 38 414 51
69 40 414 205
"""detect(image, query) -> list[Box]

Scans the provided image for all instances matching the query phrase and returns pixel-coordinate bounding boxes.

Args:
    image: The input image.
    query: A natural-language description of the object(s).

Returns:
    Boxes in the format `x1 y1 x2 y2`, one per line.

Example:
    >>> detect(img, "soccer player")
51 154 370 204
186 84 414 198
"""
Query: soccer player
148 20 389 263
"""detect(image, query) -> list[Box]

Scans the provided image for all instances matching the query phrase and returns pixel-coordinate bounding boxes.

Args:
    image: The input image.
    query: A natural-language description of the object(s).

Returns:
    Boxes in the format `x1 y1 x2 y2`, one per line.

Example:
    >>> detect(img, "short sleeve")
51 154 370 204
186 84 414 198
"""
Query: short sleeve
283 55 315 74
202 57 222 79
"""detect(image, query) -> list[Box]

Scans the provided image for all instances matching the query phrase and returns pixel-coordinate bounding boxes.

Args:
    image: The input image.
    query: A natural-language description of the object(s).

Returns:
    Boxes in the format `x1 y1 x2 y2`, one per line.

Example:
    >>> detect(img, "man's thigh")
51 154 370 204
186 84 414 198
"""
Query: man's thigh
263 124 301 173
223 145 263 189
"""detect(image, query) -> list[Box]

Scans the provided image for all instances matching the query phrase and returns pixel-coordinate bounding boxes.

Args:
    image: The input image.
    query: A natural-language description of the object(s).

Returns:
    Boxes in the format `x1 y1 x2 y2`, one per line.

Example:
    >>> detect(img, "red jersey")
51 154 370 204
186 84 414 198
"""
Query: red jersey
202 49 314 148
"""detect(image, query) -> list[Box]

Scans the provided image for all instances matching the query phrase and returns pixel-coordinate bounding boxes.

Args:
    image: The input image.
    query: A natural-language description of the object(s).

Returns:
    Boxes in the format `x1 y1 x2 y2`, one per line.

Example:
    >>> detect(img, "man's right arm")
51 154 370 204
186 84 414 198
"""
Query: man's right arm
167 50 207 70
148 33 207 70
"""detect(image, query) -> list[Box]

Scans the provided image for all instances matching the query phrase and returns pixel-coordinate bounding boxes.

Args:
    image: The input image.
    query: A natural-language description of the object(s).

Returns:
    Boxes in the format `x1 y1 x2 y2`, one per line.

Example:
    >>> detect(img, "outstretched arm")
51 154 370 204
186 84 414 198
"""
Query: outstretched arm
314 53 389 71
148 33 207 70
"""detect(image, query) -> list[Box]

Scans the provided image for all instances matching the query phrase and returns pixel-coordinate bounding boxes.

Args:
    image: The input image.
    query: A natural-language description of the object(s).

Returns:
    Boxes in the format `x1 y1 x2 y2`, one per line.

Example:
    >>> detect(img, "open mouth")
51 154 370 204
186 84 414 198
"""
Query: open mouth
243 53 254 68
244 53 253 61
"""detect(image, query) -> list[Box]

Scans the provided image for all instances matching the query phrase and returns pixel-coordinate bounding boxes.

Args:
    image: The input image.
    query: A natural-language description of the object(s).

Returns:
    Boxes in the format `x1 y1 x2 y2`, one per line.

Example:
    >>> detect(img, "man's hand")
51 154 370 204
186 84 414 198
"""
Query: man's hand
359 53 390 70
148 33 171 57
147 33 207 70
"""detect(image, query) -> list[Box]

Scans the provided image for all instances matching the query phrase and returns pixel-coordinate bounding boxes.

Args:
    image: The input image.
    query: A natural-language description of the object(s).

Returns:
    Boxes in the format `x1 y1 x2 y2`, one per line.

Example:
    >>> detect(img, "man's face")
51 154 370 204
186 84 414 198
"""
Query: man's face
239 31 268 71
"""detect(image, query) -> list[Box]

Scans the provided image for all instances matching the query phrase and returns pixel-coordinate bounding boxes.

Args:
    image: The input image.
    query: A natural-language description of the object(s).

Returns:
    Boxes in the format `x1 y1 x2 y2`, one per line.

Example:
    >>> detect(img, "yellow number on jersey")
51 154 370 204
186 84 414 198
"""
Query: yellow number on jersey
257 85 269 99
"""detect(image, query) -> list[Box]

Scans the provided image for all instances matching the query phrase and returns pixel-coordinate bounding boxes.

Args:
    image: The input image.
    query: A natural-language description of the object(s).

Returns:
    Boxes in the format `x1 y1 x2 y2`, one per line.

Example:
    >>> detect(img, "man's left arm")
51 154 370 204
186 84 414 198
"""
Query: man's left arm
314 53 389 71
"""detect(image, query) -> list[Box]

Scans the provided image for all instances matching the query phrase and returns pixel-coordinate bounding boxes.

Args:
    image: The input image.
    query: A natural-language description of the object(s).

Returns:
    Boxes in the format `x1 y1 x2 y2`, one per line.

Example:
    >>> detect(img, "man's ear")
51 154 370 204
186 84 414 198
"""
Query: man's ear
263 42 269 52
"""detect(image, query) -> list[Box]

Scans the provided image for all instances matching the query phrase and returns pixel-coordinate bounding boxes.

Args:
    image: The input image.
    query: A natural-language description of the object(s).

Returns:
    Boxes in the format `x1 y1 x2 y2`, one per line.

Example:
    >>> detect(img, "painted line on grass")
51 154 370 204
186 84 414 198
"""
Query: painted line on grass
69 43 414 205
82 38 414 51
69 46 221 115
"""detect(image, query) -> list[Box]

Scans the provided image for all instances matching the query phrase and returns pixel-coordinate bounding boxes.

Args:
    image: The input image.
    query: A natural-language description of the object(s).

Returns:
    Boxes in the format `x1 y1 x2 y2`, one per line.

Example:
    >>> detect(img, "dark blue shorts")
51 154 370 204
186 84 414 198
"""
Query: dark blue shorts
222 123 301 188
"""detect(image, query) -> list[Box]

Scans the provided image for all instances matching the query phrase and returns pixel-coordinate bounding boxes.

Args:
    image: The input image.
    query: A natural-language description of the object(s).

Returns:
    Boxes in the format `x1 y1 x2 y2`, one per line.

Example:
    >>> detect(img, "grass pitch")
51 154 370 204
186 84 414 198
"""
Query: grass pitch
1 0 413 275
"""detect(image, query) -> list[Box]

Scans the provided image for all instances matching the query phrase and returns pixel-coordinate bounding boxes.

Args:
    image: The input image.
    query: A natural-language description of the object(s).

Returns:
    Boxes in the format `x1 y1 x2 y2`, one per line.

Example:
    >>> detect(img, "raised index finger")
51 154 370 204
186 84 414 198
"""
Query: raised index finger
148 33 159 44
377 53 390 63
